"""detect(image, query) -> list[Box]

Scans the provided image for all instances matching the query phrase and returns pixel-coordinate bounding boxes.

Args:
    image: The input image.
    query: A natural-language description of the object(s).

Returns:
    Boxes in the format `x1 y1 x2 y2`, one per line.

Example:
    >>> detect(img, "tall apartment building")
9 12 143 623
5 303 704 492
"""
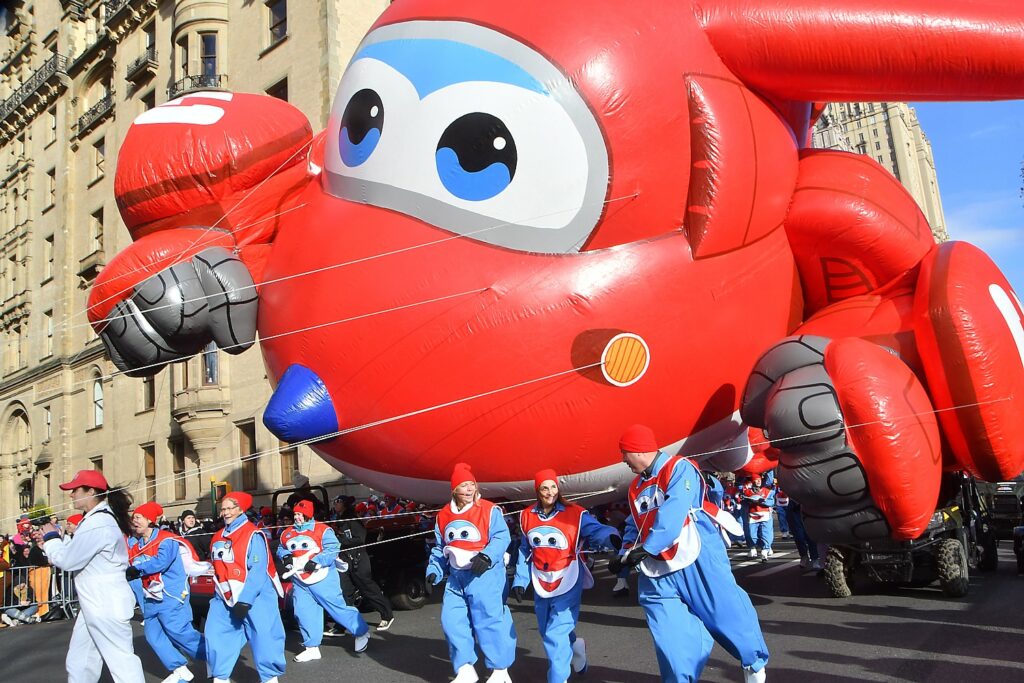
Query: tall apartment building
813 101 949 242
0 0 387 525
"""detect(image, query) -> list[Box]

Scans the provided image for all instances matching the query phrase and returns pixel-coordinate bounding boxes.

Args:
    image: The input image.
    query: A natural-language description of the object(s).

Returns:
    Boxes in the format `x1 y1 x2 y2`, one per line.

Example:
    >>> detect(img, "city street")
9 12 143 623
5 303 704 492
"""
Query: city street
5 541 1024 682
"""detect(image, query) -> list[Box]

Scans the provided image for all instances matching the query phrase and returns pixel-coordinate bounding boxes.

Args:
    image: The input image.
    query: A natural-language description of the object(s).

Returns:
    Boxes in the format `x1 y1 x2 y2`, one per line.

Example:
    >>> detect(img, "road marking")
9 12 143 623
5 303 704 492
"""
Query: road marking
746 559 800 578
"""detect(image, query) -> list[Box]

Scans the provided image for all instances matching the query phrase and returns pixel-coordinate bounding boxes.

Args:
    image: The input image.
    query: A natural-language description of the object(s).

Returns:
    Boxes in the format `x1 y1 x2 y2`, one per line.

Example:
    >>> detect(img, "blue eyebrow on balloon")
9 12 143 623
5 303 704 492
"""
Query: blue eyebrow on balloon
354 39 548 99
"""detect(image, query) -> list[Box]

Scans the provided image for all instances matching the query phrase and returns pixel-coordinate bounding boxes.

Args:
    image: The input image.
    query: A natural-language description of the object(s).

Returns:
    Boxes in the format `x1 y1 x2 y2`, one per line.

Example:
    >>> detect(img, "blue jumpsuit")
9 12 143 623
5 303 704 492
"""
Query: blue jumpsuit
427 504 517 674
205 516 286 683
623 453 769 682
128 530 206 676
513 504 618 683
742 484 776 552
276 521 368 647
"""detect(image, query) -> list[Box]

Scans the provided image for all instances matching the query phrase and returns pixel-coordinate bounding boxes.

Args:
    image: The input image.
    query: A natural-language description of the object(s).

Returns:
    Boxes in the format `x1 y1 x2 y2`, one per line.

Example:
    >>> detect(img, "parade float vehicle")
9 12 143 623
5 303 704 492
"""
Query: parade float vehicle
979 478 1024 540
823 474 998 599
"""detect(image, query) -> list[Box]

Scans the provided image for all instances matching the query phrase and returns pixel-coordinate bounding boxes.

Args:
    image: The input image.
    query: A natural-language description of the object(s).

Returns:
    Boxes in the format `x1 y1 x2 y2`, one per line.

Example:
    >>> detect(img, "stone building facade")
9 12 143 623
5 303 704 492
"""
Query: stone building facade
813 101 949 242
0 0 387 525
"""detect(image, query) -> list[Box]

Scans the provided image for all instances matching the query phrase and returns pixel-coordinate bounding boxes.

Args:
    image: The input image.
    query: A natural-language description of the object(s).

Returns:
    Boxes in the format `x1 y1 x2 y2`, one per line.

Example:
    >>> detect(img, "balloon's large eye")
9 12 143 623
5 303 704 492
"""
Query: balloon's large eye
435 113 516 201
339 88 384 167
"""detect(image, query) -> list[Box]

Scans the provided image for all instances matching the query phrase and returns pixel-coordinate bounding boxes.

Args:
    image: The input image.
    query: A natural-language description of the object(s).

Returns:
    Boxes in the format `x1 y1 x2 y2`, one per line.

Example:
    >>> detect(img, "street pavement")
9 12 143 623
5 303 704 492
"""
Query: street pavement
4 540 1024 682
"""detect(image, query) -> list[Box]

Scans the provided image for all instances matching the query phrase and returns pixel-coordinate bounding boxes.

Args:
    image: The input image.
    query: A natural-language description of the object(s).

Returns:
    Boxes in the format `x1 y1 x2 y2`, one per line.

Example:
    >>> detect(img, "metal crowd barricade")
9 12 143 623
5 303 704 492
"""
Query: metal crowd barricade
0 564 78 623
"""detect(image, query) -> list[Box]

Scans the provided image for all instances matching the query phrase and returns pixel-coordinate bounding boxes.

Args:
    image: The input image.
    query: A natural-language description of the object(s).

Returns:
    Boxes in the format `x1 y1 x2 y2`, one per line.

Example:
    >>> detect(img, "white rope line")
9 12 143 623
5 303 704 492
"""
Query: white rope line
4 360 606 526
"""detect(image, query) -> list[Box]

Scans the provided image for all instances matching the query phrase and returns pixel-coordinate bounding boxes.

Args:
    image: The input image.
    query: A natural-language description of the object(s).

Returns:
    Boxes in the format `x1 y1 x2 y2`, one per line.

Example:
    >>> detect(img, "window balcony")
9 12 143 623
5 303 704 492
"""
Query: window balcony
76 94 114 137
104 0 131 21
126 46 158 82
168 73 227 100
0 54 69 123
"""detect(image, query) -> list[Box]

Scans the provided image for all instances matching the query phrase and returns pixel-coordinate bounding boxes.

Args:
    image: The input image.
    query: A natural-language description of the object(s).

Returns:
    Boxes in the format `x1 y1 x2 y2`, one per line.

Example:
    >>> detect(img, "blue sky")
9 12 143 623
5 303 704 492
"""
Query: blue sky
913 101 1024 295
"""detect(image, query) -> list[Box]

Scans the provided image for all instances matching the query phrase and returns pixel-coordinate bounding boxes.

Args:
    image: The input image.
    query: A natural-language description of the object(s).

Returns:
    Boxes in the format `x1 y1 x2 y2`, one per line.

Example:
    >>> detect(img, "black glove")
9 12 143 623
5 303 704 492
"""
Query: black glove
425 571 441 597
607 555 625 575
608 534 623 551
125 566 142 582
303 560 318 573
511 585 526 603
624 546 651 568
280 553 294 567
469 552 492 577
230 602 251 621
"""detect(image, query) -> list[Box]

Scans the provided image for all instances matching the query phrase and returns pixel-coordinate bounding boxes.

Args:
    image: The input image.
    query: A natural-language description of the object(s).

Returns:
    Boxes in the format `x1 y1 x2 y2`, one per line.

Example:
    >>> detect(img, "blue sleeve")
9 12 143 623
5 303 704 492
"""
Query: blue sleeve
133 538 178 577
512 534 532 589
707 478 724 507
426 522 448 579
313 528 341 566
481 507 510 562
275 540 290 560
642 461 701 555
236 532 271 605
579 511 619 550
763 487 776 507
622 513 638 554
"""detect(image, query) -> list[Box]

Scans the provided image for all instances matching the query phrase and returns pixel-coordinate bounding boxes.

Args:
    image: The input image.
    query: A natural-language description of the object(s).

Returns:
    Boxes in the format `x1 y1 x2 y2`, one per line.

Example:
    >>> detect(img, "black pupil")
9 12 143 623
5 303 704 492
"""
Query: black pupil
460 530 469 539
532 536 541 545
341 89 384 145
448 532 455 540
548 538 557 546
437 112 517 177
640 501 649 511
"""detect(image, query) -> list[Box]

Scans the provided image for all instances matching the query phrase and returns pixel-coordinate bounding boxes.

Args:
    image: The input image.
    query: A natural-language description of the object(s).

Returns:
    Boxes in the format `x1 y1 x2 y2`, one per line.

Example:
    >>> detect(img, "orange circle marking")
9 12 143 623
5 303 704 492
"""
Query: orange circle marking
601 333 650 387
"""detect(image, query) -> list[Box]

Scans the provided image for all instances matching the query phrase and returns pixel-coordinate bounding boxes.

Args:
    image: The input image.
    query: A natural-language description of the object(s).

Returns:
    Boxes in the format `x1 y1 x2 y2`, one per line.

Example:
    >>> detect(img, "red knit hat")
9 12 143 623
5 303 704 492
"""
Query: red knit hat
293 500 314 519
67 514 84 526
450 463 476 490
223 491 253 512
134 501 163 525
619 424 659 453
534 468 559 491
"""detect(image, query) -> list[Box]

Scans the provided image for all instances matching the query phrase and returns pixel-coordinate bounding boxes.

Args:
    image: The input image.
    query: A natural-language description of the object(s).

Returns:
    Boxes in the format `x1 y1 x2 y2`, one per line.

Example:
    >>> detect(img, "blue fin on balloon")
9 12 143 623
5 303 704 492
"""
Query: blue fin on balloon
263 364 340 443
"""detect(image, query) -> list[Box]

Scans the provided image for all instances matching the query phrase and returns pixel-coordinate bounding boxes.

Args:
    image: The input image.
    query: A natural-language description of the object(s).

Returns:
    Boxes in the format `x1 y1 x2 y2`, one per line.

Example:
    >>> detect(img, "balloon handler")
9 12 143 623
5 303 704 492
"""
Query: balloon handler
277 499 370 662
126 501 210 683
512 469 622 683
427 463 517 683
206 492 286 683
614 425 768 683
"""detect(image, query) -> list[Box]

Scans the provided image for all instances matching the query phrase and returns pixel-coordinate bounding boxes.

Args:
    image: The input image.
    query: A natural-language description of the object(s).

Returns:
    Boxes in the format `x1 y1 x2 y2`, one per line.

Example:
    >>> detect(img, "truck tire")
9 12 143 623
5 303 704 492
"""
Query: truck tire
388 570 428 611
936 538 970 597
824 546 853 598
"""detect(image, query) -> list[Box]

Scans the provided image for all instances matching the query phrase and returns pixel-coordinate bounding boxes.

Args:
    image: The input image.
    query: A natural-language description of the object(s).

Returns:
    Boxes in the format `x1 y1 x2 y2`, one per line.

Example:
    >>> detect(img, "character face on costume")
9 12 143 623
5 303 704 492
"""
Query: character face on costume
284 533 321 555
324 21 609 255
210 539 235 563
634 484 666 514
527 525 569 550
443 519 482 544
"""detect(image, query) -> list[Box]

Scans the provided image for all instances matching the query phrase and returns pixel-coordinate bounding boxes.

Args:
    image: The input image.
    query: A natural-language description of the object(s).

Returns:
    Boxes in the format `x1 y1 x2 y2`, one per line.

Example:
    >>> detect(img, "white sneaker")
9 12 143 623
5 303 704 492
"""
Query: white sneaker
747 548 757 558
212 679 231 683
293 646 321 662
1 614 15 627
766 547 774 557
811 559 823 570
263 678 279 683
160 666 194 683
799 557 810 569
354 634 369 653
612 578 629 595
571 637 587 674
485 669 512 683
377 617 394 631
744 666 767 683
453 663 480 683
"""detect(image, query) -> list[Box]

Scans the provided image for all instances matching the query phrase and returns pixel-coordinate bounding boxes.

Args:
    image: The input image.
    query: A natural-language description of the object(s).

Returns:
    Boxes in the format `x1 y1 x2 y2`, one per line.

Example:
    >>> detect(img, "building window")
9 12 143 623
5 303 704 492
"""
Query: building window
171 439 186 500
47 107 57 144
239 421 258 491
143 444 156 502
92 375 104 427
202 342 219 385
45 168 56 207
144 22 156 50
90 209 104 253
44 406 52 441
11 324 22 369
200 33 218 77
280 441 297 486
141 90 156 111
177 36 189 78
268 0 287 45
875 141 881 151
44 309 53 356
92 137 105 180
142 375 155 410
43 234 54 280
16 134 25 158
266 77 288 102
90 455 103 473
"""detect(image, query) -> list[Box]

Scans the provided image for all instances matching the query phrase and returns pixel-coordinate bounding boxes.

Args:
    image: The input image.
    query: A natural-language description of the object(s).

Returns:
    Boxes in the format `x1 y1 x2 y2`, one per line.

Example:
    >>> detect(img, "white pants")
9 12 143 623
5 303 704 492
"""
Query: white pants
67 575 145 683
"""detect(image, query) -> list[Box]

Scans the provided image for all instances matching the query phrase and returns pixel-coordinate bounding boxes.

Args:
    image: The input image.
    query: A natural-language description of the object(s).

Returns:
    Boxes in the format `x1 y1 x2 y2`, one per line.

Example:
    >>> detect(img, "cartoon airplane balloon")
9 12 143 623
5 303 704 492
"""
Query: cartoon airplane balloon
88 0 1024 543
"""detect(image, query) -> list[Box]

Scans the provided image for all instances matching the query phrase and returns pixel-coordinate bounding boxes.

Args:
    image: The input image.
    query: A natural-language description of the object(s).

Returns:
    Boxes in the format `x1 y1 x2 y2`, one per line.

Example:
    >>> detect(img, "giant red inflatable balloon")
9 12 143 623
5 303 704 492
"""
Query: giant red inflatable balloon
89 1 1024 543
